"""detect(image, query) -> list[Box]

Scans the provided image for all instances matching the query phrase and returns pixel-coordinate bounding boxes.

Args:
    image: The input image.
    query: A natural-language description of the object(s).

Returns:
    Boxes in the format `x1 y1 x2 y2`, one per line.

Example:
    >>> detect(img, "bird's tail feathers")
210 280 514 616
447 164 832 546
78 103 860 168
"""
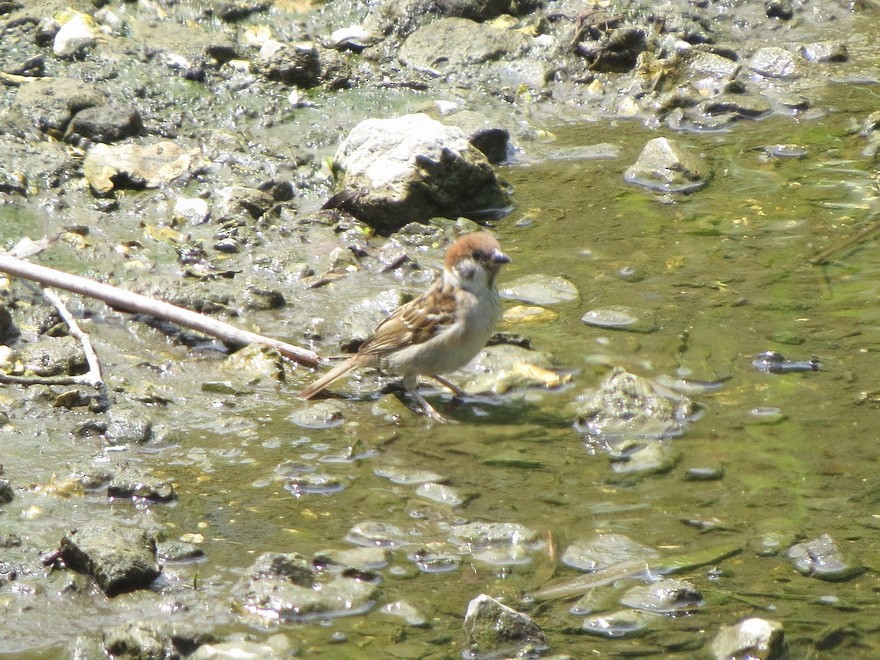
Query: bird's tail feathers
297 357 359 400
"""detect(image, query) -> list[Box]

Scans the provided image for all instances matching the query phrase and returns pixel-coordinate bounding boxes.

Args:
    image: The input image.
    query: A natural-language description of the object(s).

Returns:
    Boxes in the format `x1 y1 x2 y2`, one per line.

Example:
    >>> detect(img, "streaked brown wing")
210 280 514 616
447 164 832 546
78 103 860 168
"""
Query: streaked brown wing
359 280 457 356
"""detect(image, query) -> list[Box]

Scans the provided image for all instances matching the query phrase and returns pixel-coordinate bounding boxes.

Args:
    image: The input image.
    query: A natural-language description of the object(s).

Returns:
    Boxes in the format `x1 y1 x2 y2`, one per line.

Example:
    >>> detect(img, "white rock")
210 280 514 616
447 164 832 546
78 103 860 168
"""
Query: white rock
173 197 210 224
53 13 97 59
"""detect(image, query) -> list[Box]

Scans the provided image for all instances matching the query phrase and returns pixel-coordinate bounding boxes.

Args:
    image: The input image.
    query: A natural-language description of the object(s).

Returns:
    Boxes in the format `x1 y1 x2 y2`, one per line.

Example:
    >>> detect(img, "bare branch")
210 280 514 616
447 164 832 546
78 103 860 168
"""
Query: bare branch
0 254 319 368
42 288 104 389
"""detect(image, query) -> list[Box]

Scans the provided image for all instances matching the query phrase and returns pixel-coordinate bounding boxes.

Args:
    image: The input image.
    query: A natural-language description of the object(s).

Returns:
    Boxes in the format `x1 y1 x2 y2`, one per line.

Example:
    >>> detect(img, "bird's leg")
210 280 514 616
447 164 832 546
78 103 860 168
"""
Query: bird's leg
402 375 451 423
431 375 468 399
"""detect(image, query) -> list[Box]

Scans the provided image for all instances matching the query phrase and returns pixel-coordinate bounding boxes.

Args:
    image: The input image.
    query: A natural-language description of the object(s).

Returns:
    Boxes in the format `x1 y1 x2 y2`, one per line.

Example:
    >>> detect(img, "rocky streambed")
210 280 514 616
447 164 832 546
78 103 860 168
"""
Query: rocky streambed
2 0 880 658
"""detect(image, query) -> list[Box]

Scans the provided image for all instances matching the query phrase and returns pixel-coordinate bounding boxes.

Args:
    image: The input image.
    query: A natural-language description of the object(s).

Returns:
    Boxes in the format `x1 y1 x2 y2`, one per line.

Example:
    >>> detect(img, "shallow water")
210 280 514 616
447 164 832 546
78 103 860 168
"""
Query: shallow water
5 29 880 660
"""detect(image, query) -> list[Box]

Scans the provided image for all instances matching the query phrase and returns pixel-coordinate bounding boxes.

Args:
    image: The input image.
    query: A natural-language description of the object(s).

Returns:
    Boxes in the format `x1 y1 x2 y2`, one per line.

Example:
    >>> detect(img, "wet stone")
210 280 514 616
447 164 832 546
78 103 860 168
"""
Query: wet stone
104 414 153 445
748 47 799 79
8 78 105 138
414 482 464 507
439 109 511 164
710 617 785 660
762 144 809 159
254 41 321 88
787 534 865 582
346 521 411 548
700 94 772 119
221 344 286 383
233 552 378 622
173 197 210 223
609 441 680 477
677 50 740 95
66 105 143 144
284 473 346 496
216 186 276 220
576 368 695 441
684 466 725 481
408 548 461 573
0 479 13 505
399 17 528 76
18 335 87 377
619 578 702 613
53 12 97 59
461 343 564 395
60 522 161 596
801 42 848 64
108 472 176 502
463 594 546 659
447 521 538 546
624 137 710 194
374 466 446 485
381 600 427 626
561 533 659 572
191 636 295 660
156 540 205 563
500 274 579 305
313 547 389 571
332 113 509 232
582 609 663 638
103 622 175 660
288 400 345 429
752 351 820 374
83 141 199 194
581 305 657 333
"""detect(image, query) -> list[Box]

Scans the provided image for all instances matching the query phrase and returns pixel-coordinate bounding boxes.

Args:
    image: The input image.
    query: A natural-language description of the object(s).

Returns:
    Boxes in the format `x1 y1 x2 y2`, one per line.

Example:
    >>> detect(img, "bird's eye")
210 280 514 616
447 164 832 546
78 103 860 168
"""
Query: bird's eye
471 249 485 260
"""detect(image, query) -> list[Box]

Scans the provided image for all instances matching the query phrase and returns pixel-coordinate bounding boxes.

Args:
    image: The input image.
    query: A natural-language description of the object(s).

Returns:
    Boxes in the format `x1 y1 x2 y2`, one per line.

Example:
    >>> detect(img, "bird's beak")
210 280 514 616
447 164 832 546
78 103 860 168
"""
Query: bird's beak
492 249 511 265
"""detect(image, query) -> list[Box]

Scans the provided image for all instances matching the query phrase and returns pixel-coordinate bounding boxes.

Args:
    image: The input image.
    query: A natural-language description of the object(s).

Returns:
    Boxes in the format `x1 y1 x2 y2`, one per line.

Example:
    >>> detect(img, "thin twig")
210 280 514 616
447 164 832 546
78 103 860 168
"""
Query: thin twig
0 374 85 386
42 288 104 388
0 254 319 368
810 215 880 265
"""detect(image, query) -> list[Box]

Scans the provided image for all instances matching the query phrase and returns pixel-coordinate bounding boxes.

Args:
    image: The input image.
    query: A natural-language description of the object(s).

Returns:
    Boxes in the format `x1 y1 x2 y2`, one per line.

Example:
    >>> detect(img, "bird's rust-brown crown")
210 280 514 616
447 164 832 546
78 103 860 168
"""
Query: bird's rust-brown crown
444 232 510 270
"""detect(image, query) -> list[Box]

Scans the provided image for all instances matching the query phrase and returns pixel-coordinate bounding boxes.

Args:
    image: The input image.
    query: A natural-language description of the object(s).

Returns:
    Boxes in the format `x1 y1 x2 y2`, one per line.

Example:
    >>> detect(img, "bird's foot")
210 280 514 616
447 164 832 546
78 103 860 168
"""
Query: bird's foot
430 375 468 400
407 387 457 424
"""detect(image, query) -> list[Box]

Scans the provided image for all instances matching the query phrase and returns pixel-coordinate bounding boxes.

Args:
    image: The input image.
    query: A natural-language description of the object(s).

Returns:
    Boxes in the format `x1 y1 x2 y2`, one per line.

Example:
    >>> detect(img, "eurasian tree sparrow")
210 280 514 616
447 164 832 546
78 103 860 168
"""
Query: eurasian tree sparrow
297 231 511 421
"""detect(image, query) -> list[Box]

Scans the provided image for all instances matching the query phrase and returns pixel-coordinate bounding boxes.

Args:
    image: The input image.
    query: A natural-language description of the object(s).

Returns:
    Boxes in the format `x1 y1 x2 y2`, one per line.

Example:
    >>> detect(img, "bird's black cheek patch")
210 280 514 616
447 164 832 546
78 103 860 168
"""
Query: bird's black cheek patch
458 261 478 280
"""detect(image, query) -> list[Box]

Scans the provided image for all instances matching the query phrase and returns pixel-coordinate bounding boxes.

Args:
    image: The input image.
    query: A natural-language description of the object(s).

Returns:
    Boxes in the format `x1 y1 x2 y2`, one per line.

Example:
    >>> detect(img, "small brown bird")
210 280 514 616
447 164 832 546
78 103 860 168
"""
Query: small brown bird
297 231 511 421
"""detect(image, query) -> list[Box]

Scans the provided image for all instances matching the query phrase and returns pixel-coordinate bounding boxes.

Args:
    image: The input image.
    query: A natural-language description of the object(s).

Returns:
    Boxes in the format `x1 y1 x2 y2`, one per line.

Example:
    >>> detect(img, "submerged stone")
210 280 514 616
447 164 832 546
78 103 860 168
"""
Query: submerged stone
582 609 663 638
576 368 696 441
609 441 680 477
463 594 546 658
374 466 446 485
415 482 464 506
233 552 378 622
381 600 427 626
284 473 346 496
346 521 411 548
288 400 345 429
582 305 658 333
624 137 710 194
619 578 702 613
459 343 566 395
103 621 216 660
313 547 389 572
710 617 785 660
801 42 848 63
500 274 579 305
447 521 538 546
561 533 659 572
787 534 865 582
